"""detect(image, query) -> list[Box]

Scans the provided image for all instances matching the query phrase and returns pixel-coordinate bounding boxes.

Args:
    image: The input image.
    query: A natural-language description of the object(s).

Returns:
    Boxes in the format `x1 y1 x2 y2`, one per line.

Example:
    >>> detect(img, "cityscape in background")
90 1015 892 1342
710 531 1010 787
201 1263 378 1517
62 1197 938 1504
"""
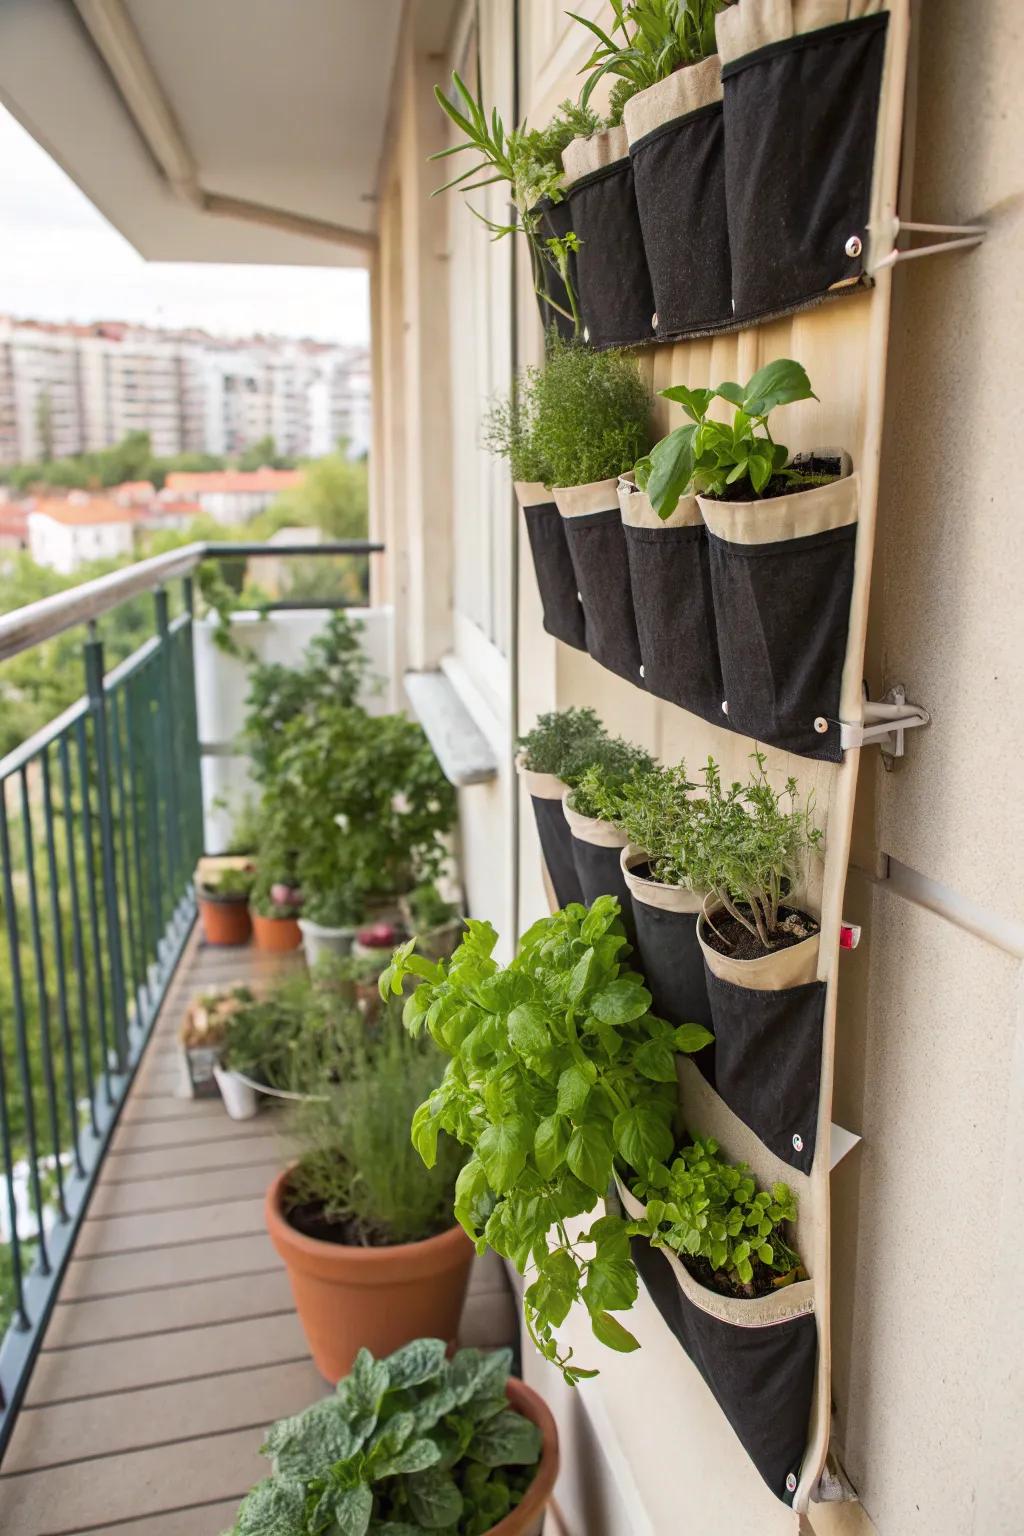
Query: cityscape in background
0 314 371 466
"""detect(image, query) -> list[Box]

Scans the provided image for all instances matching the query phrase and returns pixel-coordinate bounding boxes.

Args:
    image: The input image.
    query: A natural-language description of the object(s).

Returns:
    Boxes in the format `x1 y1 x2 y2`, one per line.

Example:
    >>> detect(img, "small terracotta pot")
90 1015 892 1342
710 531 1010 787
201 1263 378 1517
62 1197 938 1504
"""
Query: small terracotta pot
265 1169 475 1382
197 895 252 947
251 912 302 953
491 1377 560 1536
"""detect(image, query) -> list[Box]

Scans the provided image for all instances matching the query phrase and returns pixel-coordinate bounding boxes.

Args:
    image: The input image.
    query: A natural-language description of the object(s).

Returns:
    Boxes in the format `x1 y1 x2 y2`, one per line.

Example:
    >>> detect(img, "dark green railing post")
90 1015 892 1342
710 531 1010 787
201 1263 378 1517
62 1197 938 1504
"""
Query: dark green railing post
84 623 130 1073
154 588 182 901
181 577 205 867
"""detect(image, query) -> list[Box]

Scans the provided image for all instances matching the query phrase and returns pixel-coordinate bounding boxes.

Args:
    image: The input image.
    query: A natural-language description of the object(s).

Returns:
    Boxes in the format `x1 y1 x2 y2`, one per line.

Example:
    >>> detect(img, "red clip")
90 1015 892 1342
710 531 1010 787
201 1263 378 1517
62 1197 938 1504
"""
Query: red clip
840 923 861 950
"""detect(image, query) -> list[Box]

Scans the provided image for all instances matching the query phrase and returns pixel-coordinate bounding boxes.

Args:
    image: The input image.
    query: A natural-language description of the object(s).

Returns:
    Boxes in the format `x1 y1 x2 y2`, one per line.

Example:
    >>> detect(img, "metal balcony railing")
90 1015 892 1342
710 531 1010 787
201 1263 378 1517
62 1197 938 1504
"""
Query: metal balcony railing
0 538 383 1454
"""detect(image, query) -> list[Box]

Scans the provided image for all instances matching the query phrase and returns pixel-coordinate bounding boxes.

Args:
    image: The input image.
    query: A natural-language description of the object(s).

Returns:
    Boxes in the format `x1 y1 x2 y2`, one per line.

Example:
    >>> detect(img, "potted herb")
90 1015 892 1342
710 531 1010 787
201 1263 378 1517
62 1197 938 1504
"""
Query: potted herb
533 338 651 683
483 367 586 655
225 1340 559 1536
637 359 859 758
179 985 254 1099
194 860 256 947
401 882 464 962
562 736 654 937
515 707 613 908
250 868 304 953
383 896 712 1383
265 999 472 1382
352 920 403 965
298 886 364 969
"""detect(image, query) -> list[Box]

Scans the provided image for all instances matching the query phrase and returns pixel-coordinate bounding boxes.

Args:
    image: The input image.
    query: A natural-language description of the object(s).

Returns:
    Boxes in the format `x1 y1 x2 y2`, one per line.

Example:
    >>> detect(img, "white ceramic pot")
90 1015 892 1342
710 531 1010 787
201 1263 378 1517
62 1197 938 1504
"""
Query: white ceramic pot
213 1064 259 1121
298 917 357 969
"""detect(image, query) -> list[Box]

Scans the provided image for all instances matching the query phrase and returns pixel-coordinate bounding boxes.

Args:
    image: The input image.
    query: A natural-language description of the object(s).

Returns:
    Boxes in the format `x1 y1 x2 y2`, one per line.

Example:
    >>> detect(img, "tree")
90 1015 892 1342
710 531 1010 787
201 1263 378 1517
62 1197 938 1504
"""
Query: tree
251 450 368 541
237 435 295 471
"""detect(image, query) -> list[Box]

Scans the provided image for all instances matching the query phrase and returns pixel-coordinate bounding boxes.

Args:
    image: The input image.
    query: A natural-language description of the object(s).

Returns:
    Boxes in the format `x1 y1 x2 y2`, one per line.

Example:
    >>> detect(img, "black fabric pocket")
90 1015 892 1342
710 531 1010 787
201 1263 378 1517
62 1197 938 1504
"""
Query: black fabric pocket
530 795 584 909
708 521 856 760
568 159 655 349
631 1237 816 1506
701 968 825 1175
630 103 732 337
722 13 889 324
623 522 723 724
563 509 644 684
630 891 715 1083
522 500 587 651
570 836 636 945
531 196 578 342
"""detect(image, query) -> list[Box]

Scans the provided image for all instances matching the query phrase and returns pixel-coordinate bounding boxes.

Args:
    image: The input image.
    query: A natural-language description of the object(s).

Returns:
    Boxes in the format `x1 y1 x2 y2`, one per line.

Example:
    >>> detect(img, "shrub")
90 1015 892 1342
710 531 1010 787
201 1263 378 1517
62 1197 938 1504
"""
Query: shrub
226 1340 542 1536
569 738 657 820
219 972 365 1094
531 336 651 488
517 706 610 784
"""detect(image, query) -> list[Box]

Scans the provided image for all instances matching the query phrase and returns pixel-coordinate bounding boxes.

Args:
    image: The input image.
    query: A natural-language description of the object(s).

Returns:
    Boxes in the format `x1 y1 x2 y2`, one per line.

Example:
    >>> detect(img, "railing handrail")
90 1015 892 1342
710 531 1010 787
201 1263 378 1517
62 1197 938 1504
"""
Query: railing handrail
0 539 385 663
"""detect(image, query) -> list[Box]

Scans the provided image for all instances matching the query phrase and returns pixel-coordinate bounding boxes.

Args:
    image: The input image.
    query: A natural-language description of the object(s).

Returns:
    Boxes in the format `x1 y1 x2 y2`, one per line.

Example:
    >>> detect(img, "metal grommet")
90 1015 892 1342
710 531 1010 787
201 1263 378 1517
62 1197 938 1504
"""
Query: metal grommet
639 664 645 680
845 234 863 258
814 716 829 735
651 311 659 330
786 1473 798 1494
792 1133 804 1153
721 700 729 716
583 326 590 343
576 592 583 604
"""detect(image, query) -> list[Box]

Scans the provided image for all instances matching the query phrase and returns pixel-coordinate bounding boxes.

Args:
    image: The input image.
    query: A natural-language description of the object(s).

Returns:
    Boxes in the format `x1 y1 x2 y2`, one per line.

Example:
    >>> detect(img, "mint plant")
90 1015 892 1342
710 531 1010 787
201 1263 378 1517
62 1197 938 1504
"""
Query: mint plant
226 1340 543 1536
635 358 820 519
381 897 712 1381
630 1136 802 1293
571 0 728 123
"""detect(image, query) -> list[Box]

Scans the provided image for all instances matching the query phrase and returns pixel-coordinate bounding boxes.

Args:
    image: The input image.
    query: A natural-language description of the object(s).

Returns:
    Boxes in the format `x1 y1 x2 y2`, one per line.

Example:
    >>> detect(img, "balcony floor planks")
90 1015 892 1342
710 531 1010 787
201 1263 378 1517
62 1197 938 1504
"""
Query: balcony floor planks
0 931 311 1536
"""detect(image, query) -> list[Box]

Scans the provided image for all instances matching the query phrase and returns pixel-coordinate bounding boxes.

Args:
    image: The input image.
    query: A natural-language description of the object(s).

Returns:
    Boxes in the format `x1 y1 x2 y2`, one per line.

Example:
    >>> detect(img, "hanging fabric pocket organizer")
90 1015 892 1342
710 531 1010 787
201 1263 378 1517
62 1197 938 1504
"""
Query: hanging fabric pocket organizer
563 126 655 349
555 477 644 686
696 902 824 1177
515 757 584 911
699 455 859 761
562 795 635 944
621 847 714 1078
515 481 587 652
617 1175 816 1507
618 476 724 726
529 196 579 342
717 1 889 326
624 56 733 340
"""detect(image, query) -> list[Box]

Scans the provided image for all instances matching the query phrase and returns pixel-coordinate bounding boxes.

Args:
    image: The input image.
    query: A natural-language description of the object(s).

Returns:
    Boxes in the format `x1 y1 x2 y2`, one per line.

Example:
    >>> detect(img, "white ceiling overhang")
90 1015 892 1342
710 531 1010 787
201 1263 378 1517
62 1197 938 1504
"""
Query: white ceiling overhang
0 0 411 267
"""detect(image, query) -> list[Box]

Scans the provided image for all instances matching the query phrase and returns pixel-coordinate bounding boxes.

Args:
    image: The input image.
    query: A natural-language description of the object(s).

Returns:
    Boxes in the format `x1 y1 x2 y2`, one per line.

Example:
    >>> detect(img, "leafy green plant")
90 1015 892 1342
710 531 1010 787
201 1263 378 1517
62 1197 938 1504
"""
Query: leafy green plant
226 1340 543 1536
381 897 712 1381
574 761 703 887
219 972 364 1093
568 738 657 821
635 358 821 518
282 1001 465 1247
687 753 823 950
481 363 554 486
531 335 651 488
630 1136 801 1294
571 0 729 124
432 82 601 335
197 865 255 902
517 706 609 785
406 881 459 933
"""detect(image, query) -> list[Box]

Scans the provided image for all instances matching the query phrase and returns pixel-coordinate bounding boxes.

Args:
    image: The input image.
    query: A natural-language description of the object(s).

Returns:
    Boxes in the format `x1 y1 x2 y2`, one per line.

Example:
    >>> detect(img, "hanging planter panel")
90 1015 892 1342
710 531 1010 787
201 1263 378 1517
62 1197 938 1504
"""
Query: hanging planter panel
619 477 724 725
516 758 584 910
699 455 859 760
564 126 655 350
516 481 587 651
624 56 733 339
717 4 889 326
562 796 635 943
621 847 713 1071
556 478 644 685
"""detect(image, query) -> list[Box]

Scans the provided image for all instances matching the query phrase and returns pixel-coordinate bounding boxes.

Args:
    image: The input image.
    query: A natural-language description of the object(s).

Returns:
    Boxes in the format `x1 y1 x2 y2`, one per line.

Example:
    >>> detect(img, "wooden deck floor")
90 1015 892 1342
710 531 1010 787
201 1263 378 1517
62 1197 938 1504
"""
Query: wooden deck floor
0 933 324 1536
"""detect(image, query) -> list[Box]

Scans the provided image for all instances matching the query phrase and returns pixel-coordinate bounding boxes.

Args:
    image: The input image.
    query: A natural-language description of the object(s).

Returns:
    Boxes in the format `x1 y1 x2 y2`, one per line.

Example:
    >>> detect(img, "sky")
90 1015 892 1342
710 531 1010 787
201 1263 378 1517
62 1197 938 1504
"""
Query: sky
0 105 370 345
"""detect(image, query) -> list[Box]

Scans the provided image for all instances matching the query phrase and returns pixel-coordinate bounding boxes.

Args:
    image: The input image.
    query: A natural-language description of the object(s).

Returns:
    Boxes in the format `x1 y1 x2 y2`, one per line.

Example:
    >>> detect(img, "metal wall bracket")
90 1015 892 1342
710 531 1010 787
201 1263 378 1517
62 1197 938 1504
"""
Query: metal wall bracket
839 684 930 760
873 218 986 270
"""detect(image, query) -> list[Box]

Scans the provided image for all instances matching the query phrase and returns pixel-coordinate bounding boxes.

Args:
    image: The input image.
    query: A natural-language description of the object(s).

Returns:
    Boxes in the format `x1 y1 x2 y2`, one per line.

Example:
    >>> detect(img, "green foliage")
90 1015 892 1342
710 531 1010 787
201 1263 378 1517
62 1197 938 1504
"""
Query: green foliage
405 881 458 934
219 971 365 1093
283 1000 465 1246
517 706 610 786
571 0 729 122
630 1136 801 1291
531 336 651 488
253 450 368 542
197 865 256 902
237 435 296 472
568 738 657 821
382 897 712 1381
636 358 820 518
0 429 230 494
574 761 702 886
480 364 554 486
226 1341 542 1536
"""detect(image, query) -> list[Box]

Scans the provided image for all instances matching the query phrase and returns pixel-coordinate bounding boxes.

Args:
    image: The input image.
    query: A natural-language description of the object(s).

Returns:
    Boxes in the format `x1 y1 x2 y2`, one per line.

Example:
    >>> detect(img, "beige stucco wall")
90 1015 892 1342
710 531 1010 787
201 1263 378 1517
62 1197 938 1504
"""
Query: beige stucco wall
375 2 1024 1533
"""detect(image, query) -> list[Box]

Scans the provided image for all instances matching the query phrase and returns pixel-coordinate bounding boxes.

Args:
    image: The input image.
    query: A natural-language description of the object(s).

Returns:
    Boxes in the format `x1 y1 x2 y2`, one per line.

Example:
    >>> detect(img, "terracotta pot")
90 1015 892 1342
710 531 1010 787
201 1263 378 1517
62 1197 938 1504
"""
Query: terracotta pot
491 1377 560 1536
265 1169 475 1383
251 912 302 953
197 895 252 947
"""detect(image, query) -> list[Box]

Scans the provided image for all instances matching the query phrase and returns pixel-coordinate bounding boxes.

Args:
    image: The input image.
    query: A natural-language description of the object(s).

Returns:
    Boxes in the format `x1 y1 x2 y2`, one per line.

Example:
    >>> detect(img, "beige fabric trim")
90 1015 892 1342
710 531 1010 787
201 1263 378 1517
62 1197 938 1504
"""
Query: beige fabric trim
697 902 820 990
563 124 629 186
514 753 567 802
621 845 702 912
716 0 886 68
623 55 723 145
615 1175 815 1327
697 465 859 546
514 480 552 510
553 478 620 520
563 791 628 850
618 475 701 530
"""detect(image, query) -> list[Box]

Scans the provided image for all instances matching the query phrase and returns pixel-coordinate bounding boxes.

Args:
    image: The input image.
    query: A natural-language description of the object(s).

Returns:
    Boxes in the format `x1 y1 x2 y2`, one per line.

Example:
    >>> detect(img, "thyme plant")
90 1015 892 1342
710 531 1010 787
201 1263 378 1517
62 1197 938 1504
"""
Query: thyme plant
568 739 657 821
530 336 651 488
518 706 612 785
